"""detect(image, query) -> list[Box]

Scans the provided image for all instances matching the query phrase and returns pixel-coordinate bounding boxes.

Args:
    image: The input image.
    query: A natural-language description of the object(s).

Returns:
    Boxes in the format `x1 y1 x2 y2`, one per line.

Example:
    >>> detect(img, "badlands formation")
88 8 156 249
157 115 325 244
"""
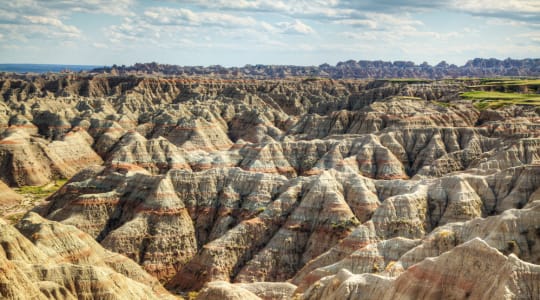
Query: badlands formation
1 73 540 299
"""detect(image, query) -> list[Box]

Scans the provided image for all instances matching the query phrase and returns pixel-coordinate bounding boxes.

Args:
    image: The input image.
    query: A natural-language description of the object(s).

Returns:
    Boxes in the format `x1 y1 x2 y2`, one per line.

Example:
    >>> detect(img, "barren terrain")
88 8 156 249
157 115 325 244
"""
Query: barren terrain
1 73 540 299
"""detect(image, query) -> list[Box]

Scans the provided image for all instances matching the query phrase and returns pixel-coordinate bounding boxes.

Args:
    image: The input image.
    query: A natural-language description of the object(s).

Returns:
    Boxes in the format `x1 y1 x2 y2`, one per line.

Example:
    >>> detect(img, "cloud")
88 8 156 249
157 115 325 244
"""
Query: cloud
1 0 537 66
92 42 108 49
337 0 448 13
332 13 424 36
278 20 315 34
25 0 135 16
178 0 540 25
105 6 313 47
451 0 540 25
1 0 134 19
23 16 80 37
339 0 540 25
173 0 297 13
175 0 355 19
518 32 540 44
51 0 134 16
333 19 377 29
143 7 257 27
0 13 81 42
0 0 135 44
452 0 540 15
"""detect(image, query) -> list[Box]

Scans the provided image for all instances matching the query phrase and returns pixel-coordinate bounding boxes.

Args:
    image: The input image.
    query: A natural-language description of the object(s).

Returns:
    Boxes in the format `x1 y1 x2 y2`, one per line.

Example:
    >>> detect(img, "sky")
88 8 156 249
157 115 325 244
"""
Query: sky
0 0 539 67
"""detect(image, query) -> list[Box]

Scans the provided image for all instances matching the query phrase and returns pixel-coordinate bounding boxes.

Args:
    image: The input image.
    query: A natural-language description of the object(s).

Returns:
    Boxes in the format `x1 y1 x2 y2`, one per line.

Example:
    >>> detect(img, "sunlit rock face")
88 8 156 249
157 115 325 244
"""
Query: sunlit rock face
2 74 540 299
0 213 175 299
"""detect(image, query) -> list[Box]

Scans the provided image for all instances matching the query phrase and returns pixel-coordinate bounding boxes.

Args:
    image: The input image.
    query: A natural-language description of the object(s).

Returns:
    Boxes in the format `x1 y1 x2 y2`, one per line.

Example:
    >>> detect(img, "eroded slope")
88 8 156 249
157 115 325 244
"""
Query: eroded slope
1 74 540 299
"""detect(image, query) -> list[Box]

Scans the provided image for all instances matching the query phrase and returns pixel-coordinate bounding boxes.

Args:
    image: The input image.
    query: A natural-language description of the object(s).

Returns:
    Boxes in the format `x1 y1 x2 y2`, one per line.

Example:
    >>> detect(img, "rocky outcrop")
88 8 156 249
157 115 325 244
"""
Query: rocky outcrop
0 180 21 213
301 238 540 300
90 58 540 79
195 281 297 300
196 281 261 300
0 126 102 186
2 73 540 299
106 131 192 174
41 167 198 282
235 282 297 300
289 97 479 139
0 213 174 299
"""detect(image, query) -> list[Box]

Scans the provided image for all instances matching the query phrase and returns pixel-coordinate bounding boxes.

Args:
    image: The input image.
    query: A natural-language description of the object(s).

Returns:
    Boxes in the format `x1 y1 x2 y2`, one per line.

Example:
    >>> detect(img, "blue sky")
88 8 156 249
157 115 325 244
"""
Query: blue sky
0 0 539 66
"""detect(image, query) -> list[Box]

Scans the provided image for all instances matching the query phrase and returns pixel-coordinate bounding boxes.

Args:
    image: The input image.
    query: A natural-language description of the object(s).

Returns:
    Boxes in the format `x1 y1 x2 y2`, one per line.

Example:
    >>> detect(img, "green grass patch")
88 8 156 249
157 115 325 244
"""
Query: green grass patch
2 179 68 224
478 78 540 86
187 291 199 300
461 91 540 109
16 179 68 198
467 78 540 90
385 78 433 84
433 101 451 107
392 96 424 101
461 91 535 100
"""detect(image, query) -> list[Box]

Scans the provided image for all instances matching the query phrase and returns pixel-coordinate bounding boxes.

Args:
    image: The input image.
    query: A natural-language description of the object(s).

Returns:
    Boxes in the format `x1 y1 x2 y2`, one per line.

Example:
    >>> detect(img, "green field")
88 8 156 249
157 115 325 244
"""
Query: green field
476 78 540 86
16 179 68 197
385 78 433 84
461 91 540 109
466 78 540 92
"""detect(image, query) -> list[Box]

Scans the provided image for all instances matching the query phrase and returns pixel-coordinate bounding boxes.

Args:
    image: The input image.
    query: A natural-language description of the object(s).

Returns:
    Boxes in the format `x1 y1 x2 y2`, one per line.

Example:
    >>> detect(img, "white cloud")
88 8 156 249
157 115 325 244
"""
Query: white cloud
1 0 537 65
177 0 355 19
260 21 278 33
105 6 309 48
2 0 134 18
366 13 423 28
518 32 540 44
37 0 135 16
452 0 540 15
0 0 134 44
181 0 540 25
143 7 257 27
177 0 295 12
92 42 108 49
23 16 80 37
278 20 315 35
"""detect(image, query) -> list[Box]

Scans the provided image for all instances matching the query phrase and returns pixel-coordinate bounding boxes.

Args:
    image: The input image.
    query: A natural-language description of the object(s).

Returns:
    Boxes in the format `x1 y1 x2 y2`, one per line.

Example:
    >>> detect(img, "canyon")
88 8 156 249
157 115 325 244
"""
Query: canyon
1 72 540 299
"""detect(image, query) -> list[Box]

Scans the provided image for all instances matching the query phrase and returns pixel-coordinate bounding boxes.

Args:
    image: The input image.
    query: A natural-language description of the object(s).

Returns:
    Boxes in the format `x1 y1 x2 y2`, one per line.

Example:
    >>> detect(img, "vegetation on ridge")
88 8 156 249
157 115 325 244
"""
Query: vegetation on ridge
3 179 68 224
461 91 540 109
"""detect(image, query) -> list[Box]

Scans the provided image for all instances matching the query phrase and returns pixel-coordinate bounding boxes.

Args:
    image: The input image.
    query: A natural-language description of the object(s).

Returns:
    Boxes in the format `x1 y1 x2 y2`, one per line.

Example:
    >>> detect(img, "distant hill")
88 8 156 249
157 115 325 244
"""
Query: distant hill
92 58 540 79
0 64 102 73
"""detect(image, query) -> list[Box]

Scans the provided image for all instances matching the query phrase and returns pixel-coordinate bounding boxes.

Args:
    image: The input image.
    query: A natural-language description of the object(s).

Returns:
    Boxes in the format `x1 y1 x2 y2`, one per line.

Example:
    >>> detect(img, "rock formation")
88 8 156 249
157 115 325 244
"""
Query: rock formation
0 213 174 299
0 180 21 210
1 73 539 299
301 238 540 300
90 58 540 79
195 281 296 300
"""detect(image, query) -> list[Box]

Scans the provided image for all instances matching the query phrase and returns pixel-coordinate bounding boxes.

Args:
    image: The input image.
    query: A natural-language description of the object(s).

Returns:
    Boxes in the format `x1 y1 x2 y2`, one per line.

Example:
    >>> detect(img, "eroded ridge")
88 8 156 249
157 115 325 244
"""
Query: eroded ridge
1 74 540 299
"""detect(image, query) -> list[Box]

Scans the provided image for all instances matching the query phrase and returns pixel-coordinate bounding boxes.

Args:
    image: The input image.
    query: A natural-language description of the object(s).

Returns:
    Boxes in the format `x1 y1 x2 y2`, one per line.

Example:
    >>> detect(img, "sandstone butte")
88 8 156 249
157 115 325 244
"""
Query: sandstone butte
0 73 540 299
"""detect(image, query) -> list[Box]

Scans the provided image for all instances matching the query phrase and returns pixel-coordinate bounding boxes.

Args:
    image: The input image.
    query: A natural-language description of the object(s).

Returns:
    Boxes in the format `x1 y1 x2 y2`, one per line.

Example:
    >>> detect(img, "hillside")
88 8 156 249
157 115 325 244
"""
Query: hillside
1 73 540 299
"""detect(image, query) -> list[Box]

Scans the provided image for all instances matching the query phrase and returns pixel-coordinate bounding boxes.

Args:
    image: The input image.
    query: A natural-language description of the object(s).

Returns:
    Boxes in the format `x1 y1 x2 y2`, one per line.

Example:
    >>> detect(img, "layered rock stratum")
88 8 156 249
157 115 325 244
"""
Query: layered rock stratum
1 72 540 299
0 213 174 299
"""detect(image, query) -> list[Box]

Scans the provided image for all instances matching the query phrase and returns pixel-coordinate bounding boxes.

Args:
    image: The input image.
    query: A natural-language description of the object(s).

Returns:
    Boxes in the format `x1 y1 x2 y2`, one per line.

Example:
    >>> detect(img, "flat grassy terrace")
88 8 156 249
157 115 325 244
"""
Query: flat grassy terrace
476 78 540 86
461 91 540 109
